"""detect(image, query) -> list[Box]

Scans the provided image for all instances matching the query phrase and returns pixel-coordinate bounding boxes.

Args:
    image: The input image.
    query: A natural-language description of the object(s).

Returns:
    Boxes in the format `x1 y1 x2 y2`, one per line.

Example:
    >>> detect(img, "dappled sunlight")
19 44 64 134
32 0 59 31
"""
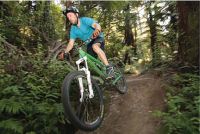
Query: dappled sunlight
124 64 140 74
0 1 198 134
19 27 32 37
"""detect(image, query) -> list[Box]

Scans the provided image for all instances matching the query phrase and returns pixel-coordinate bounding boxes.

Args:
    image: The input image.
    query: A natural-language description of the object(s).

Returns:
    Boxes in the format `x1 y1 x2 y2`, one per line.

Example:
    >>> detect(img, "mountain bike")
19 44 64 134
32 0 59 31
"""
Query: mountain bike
61 39 127 131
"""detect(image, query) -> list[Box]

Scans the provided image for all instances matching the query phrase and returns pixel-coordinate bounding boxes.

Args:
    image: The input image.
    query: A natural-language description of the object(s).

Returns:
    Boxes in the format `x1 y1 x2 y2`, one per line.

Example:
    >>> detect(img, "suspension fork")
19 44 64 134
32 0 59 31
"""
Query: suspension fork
76 56 94 102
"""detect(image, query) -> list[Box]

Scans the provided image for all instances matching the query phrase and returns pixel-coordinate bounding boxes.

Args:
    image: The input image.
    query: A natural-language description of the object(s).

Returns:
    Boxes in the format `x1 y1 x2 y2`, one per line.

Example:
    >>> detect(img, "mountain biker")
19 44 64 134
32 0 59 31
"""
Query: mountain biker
60 6 114 79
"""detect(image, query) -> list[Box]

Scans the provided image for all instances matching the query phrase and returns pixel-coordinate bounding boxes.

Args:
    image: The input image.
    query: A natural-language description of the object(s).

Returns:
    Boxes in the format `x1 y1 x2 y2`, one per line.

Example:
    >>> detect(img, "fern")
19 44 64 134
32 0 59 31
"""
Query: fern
0 98 24 114
25 132 36 134
1 85 20 96
0 119 23 134
155 73 199 134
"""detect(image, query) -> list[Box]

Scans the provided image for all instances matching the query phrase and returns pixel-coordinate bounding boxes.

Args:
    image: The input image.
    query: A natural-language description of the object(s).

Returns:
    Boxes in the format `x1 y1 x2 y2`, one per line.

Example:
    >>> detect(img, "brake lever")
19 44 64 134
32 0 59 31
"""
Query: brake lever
83 38 93 45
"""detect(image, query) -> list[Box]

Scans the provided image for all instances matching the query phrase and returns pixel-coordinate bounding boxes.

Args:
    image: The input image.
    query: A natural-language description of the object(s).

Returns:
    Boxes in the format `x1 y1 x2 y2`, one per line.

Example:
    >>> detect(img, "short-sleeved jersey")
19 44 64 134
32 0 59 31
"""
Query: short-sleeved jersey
70 17 104 42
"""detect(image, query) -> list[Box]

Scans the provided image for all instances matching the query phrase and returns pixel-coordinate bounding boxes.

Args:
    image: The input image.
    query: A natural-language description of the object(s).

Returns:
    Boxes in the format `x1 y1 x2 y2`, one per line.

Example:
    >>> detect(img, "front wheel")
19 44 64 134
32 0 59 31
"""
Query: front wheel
61 71 104 131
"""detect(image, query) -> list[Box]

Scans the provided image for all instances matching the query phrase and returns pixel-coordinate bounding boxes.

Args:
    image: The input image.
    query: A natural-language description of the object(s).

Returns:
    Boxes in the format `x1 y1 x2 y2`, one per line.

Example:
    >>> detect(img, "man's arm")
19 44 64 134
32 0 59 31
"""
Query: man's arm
92 23 101 32
92 23 101 38
65 39 75 53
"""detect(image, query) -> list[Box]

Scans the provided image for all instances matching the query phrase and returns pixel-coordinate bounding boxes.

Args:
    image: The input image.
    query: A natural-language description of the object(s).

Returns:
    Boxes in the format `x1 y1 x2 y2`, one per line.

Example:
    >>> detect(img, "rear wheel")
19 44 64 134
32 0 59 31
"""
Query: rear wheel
113 65 128 94
62 71 104 131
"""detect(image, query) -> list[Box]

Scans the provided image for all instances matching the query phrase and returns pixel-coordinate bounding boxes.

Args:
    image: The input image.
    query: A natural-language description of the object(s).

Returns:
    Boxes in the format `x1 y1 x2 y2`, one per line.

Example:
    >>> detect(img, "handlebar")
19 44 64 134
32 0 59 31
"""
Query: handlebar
74 38 93 50
84 38 93 45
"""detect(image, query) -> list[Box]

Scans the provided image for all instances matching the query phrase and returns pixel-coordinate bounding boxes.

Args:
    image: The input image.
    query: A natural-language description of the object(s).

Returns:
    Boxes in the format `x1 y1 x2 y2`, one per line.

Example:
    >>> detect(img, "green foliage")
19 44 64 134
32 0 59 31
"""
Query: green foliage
0 43 70 133
154 73 199 134
0 1 64 51
105 34 124 59
0 119 23 134
0 1 199 132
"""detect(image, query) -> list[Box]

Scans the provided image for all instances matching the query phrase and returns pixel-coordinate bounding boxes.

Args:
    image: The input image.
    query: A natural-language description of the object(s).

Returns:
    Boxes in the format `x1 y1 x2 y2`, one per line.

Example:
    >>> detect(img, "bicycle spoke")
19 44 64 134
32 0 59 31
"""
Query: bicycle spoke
81 101 88 123
86 104 90 123
88 98 95 121
63 71 104 131
77 102 83 118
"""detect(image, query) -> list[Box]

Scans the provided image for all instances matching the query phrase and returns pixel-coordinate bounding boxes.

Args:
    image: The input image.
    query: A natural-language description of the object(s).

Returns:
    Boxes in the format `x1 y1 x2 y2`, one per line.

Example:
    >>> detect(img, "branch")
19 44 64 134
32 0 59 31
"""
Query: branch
49 40 68 53
28 26 52 44
0 36 17 50
44 40 68 63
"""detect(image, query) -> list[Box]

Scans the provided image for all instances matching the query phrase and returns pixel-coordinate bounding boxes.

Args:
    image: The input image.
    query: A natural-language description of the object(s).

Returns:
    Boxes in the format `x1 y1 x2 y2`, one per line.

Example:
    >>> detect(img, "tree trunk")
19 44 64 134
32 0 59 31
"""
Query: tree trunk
177 1 199 66
148 6 157 66
0 1 3 19
123 3 135 64
168 2 178 53
134 22 137 55
147 2 160 66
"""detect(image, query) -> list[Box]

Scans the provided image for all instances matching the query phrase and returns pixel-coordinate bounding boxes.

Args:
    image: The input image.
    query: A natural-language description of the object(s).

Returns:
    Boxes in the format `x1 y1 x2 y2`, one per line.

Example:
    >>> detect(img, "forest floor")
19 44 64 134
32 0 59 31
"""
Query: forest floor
76 69 168 134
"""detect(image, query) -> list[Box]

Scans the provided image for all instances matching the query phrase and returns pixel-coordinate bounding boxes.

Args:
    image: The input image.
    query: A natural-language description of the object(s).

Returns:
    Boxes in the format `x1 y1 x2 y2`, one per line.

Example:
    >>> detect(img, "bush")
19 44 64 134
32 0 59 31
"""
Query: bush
155 73 199 134
0 44 73 134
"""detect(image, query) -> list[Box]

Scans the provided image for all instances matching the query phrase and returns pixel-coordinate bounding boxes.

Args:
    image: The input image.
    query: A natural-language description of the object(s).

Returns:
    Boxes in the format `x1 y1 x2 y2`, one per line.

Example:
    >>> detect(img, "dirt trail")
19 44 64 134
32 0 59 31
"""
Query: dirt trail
76 72 165 134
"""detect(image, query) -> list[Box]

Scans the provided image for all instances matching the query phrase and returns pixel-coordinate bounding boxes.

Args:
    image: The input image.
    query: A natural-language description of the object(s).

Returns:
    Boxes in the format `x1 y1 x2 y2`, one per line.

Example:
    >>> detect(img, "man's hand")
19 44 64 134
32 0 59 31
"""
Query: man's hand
92 29 100 39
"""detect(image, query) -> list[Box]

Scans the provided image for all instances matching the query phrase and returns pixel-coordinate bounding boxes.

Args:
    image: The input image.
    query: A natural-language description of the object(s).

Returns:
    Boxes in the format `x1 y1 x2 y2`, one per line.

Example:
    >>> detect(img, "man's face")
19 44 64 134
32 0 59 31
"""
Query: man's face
67 12 77 24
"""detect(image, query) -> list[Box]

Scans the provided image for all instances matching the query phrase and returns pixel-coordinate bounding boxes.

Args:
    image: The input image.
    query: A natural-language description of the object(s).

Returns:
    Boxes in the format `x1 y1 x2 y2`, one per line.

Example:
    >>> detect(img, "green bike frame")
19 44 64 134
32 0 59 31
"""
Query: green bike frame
77 46 122 85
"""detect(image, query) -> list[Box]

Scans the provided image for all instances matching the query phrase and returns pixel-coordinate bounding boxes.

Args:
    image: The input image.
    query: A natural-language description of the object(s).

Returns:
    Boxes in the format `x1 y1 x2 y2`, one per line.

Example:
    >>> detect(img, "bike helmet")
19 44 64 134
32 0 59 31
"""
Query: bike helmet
63 6 79 16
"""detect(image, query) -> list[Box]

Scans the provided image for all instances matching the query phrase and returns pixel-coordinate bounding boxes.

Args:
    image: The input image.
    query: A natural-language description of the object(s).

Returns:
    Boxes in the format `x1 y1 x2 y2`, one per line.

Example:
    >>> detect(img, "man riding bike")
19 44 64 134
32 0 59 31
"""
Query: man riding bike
60 6 114 79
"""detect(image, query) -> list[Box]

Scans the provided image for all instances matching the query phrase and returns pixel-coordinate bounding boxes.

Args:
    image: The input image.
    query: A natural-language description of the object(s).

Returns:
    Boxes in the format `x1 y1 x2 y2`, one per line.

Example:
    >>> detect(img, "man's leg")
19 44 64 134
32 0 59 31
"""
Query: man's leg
92 43 109 66
92 43 114 79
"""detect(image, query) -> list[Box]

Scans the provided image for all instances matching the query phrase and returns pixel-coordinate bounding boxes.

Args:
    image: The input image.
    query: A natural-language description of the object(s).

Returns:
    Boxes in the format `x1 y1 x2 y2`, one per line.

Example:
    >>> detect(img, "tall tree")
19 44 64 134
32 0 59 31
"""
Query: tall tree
177 1 199 66
146 1 161 66
124 3 135 64
161 1 178 55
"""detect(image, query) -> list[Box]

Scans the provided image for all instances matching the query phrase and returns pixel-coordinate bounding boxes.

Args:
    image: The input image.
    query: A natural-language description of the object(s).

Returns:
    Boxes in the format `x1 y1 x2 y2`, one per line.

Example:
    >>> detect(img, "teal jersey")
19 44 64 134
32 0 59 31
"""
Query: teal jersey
70 17 104 42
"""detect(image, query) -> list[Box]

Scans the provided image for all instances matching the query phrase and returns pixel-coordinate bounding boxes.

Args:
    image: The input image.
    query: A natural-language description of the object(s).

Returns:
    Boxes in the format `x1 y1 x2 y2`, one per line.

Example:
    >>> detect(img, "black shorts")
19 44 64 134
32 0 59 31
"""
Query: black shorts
87 37 105 58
